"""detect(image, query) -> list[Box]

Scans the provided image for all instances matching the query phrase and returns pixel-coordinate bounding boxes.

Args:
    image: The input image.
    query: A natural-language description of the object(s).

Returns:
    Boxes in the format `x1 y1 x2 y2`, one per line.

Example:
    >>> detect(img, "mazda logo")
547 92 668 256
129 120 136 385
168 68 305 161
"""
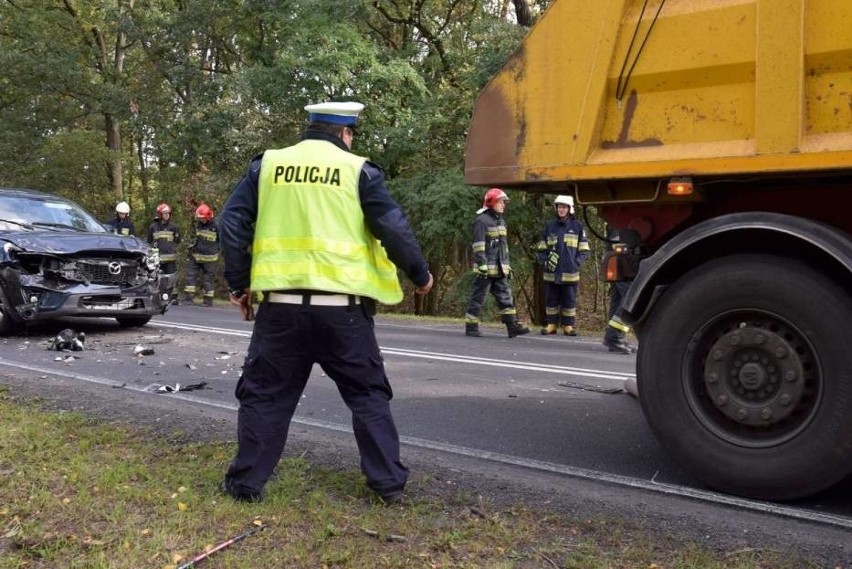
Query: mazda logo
108 261 122 275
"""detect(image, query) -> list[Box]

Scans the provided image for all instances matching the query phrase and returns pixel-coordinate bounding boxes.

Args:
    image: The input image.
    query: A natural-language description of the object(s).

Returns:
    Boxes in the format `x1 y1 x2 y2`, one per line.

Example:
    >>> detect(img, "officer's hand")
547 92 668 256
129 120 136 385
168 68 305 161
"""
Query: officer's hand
229 288 254 321
473 265 489 279
415 272 434 295
546 251 559 271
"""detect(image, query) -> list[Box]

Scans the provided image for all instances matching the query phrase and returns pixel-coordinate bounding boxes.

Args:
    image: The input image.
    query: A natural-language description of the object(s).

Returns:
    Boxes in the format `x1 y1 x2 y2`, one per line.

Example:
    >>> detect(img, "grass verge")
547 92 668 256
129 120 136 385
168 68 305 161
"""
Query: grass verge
0 392 821 569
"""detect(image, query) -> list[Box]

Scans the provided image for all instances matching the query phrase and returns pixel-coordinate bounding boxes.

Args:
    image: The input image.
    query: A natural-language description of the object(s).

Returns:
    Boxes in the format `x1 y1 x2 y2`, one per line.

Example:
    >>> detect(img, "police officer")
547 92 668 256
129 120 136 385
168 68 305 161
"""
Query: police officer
535 195 590 335
146 203 181 275
464 188 530 338
182 204 219 306
105 201 135 236
218 101 433 504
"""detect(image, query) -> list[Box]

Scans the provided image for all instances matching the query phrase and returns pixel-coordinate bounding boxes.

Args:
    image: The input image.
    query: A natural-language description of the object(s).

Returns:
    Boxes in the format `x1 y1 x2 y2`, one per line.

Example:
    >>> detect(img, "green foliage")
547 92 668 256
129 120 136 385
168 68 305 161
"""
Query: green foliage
0 0 610 321
23 131 114 215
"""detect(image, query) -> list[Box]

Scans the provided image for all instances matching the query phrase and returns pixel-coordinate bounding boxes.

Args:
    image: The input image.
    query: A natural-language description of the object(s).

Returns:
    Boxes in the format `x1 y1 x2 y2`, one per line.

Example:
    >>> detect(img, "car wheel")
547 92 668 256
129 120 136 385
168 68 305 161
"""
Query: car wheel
0 300 20 336
115 316 152 328
638 254 852 500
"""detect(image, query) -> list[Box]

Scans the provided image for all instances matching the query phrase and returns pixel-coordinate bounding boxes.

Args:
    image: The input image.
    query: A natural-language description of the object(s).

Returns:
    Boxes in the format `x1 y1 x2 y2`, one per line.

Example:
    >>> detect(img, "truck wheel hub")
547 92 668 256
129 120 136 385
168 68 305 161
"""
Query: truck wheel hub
703 326 805 428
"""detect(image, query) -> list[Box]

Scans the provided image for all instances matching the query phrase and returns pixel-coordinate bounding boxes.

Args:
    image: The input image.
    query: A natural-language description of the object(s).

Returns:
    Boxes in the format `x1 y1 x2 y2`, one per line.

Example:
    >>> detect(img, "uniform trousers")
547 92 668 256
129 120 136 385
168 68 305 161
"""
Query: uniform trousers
465 276 517 323
225 299 407 498
603 281 632 344
544 282 578 326
183 259 216 297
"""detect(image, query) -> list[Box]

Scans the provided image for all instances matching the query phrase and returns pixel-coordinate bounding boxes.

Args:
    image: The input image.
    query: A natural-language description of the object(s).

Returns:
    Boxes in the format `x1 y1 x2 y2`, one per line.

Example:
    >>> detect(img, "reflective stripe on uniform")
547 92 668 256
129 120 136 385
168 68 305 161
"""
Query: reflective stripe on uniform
608 316 631 333
192 253 219 262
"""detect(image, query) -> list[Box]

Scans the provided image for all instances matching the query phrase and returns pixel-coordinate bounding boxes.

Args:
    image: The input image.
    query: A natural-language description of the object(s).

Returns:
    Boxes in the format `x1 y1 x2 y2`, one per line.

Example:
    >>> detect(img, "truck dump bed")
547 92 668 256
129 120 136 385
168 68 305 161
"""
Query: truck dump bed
464 0 852 187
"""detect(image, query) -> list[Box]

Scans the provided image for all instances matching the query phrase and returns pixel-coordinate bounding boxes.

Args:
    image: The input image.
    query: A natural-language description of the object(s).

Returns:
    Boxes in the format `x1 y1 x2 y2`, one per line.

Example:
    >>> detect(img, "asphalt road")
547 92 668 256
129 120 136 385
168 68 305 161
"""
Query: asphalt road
1 304 850 565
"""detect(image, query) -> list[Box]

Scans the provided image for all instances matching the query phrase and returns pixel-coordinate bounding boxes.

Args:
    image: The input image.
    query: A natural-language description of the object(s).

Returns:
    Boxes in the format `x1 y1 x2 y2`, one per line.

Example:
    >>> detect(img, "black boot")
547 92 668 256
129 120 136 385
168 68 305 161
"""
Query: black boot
465 323 483 337
506 319 530 338
603 335 632 354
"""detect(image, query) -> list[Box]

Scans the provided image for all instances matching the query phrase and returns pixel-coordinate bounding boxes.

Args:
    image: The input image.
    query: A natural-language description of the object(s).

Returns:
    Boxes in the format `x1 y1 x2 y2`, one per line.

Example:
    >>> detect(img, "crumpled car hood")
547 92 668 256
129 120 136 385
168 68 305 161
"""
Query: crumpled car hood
0 231 150 255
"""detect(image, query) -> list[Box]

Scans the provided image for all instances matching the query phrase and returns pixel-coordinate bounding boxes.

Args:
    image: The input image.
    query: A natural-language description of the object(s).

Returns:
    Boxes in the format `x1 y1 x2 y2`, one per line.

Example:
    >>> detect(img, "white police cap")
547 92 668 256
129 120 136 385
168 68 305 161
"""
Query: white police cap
304 101 364 126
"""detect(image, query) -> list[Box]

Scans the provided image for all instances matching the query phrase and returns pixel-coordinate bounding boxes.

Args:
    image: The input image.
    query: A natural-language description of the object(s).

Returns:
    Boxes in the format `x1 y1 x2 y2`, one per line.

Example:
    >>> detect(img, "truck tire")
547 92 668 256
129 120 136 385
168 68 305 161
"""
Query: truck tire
638 254 852 500
115 315 152 328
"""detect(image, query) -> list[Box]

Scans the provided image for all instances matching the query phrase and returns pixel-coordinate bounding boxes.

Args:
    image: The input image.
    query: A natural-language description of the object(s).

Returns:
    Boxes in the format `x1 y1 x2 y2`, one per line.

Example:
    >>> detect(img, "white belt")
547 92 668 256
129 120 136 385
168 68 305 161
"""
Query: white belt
267 292 360 306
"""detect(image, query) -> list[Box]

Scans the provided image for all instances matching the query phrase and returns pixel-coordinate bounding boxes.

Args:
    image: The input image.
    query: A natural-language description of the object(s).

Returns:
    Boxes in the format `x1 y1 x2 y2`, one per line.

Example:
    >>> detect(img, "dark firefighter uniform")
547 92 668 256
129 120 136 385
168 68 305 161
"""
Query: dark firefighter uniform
146 219 181 274
105 216 135 236
183 217 219 305
602 226 634 354
535 214 590 334
218 114 430 503
464 207 527 337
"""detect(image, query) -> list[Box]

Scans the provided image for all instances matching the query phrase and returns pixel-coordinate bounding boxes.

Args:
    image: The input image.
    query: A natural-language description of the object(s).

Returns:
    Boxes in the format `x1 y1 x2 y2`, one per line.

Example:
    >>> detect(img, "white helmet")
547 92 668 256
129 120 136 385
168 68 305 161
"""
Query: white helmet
116 201 131 214
554 195 574 213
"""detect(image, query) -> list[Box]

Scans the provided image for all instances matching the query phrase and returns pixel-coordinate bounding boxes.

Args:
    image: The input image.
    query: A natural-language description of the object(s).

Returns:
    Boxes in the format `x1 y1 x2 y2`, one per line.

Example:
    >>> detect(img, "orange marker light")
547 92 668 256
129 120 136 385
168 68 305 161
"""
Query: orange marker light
667 177 694 196
604 255 619 282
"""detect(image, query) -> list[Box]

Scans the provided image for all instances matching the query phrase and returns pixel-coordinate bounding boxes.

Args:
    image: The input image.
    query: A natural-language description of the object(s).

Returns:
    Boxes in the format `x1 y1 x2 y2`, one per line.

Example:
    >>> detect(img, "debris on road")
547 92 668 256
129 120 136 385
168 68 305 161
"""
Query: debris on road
49 329 85 352
53 355 78 363
557 380 625 395
155 381 208 394
133 344 155 356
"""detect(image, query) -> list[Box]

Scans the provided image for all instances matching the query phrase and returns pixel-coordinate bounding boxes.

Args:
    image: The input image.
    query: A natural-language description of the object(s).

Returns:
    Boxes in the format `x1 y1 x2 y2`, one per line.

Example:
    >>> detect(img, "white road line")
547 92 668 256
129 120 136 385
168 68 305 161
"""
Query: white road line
1 356 849 530
152 321 634 381
381 348 632 380
155 321 250 337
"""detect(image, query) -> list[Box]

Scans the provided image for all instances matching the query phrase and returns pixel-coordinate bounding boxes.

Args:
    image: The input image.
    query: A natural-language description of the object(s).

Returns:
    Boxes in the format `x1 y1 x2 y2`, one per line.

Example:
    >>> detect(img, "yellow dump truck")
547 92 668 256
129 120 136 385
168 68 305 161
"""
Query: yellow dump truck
465 0 852 500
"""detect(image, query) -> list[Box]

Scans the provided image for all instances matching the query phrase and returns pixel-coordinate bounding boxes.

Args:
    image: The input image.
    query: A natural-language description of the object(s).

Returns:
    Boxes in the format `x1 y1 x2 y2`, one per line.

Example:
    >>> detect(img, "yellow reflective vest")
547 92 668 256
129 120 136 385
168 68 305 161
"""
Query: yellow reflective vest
251 140 403 304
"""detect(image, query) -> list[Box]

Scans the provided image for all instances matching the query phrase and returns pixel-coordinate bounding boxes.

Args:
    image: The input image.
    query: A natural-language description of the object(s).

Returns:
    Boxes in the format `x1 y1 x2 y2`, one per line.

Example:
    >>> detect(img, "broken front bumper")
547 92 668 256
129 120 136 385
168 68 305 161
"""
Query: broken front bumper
0 267 177 323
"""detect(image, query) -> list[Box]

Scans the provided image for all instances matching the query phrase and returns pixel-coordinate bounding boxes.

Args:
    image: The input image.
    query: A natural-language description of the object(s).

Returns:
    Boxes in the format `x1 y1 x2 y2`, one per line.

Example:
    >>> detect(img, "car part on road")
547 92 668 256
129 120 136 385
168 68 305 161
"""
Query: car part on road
155 381 207 393
49 329 85 351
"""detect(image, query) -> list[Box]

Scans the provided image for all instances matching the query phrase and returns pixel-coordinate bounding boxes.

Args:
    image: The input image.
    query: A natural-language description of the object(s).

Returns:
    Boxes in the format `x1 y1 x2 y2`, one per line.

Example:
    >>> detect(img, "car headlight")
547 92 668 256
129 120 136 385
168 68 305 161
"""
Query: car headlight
144 248 160 271
1 242 21 262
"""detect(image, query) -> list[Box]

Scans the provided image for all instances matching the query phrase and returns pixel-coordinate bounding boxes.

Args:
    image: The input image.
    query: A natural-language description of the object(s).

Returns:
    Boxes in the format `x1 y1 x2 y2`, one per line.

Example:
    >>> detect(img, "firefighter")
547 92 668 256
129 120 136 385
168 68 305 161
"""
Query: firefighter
218 100 433 504
602 226 635 354
105 201 135 236
182 203 219 306
146 203 181 275
464 188 531 338
535 195 590 335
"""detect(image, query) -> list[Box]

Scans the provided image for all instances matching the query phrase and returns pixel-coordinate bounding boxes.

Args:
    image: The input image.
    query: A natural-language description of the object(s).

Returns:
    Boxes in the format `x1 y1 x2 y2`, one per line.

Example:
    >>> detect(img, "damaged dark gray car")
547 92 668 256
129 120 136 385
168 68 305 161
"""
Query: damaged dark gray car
0 188 176 335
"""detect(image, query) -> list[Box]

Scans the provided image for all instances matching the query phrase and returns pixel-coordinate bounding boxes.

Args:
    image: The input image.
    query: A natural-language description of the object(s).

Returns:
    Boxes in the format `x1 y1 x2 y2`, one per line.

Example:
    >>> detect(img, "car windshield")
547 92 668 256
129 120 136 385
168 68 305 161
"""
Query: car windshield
0 194 106 233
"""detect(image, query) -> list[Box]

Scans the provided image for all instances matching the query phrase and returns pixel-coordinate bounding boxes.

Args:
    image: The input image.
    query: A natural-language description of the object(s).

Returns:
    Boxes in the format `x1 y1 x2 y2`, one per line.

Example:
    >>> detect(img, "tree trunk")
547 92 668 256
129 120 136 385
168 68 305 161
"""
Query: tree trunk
105 113 123 199
512 0 533 26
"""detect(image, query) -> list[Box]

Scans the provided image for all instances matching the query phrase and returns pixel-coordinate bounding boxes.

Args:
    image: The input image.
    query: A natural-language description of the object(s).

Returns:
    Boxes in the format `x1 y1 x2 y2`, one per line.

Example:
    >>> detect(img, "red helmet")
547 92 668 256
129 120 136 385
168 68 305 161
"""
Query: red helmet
156 203 172 218
195 204 213 221
483 188 509 209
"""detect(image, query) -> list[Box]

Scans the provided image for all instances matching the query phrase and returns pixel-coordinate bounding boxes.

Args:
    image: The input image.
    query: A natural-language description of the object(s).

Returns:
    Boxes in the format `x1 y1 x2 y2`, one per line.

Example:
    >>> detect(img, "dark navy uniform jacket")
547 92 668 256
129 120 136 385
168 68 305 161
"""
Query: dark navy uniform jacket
220 129 430 293
105 216 135 236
